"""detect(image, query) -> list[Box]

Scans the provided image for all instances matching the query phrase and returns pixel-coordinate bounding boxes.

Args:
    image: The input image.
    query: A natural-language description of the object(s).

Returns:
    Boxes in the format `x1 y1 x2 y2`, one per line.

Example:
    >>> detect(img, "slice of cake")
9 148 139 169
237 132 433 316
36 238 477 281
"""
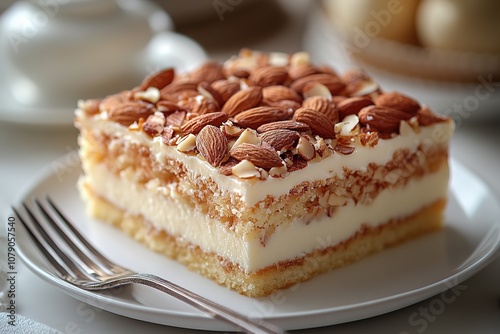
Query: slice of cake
75 49 454 297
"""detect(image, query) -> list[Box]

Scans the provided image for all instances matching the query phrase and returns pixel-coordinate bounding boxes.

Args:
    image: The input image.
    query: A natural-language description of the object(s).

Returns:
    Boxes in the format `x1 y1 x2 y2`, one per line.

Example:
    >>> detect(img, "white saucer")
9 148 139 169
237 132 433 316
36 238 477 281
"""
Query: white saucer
13 154 500 331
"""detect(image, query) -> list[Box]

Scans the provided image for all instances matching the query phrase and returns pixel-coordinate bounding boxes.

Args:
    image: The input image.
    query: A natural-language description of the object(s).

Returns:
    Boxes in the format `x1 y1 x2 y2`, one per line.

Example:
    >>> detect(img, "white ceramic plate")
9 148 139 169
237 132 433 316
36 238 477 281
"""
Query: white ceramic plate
14 156 500 331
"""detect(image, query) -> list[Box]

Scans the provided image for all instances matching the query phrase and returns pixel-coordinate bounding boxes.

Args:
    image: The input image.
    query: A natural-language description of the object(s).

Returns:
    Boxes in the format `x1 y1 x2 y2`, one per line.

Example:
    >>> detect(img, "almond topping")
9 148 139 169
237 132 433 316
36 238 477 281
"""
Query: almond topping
375 92 420 116
302 82 332 100
249 66 289 87
181 112 228 135
108 101 153 126
294 107 336 139
230 143 283 169
211 80 241 103
139 68 174 91
221 86 262 117
232 128 262 148
337 96 374 119
231 159 261 179
260 129 299 151
142 112 165 137
176 133 197 152
257 120 310 133
262 85 302 103
297 135 315 160
134 87 160 103
358 105 413 134
302 96 339 123
233 106 290 129
166 111 186 127
196 125 228 167
291 73 345 95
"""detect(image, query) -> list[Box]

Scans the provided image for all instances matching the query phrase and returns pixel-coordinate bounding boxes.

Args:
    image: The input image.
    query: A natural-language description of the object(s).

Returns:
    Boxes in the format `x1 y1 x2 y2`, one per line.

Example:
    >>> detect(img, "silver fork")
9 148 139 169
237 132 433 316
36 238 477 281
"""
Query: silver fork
13 197 286 334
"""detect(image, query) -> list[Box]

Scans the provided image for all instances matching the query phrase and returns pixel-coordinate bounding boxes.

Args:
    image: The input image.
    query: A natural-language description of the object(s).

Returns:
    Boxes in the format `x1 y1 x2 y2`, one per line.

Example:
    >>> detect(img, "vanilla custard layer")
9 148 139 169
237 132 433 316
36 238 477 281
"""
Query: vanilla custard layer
76 110 454 206
82 161 449 273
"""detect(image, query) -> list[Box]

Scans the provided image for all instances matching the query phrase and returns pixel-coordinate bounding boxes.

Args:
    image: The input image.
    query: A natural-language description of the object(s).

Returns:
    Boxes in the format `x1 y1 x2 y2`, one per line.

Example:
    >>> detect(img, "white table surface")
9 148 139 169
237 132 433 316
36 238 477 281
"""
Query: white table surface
1 1 500 333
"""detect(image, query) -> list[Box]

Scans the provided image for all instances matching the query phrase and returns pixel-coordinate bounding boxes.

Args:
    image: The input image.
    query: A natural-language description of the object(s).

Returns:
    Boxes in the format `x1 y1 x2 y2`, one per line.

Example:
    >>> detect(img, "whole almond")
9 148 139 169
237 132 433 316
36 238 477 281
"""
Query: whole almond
302 96 339 123
108 101 154 126
262 85 302 103
234 106 290 129
358 105 413 133
221 87 262 117
160 81 198 95
417 108 447 126
188 61 225 83
293 107 336 139
375 92 420 115
337 96 374 119
257 120 310 133
290 73 345 95
196 125 228 167
262 99 301 111
198 82 224 107
181 112 228 134
139 68 174 91
249 66 289 87
259 129 299 151
211 80 241 103
230 143 283 169
288 64 319 80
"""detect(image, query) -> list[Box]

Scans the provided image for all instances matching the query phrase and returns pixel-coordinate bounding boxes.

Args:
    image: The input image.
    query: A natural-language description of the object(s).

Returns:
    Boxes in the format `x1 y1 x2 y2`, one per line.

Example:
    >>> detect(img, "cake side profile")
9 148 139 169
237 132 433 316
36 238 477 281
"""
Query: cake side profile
75 49 454 297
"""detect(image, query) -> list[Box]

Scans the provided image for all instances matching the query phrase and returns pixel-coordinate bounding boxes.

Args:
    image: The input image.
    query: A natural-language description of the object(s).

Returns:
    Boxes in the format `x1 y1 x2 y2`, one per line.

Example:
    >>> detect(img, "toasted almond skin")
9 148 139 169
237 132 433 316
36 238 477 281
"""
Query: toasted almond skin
358 106 413 133
221 87 262 117
374 92 420 115
188 61 225 84
233 106 290 129
196 125 228 167
293 107 336 139
288 64 319 80
160 81 198 95
166 111 186 127
334 144 355 155
142 112 165 137
198 82 224 107
211 80 241 103
108 102 154 126
229 143 283 169
417 108 447 126
262 85 302 103
139 68 174 91
337 96 374 119
181 112 228 134
259 129 299 151
156 100 187 113
290 73 345 95
249 66 289 87
257 120 310 133
302 96 339 123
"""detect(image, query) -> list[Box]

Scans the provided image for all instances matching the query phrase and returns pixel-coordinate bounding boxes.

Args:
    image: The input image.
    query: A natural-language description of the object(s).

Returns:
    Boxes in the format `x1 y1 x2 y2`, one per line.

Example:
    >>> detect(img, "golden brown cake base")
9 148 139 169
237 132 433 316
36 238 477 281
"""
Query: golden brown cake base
81 182 445 297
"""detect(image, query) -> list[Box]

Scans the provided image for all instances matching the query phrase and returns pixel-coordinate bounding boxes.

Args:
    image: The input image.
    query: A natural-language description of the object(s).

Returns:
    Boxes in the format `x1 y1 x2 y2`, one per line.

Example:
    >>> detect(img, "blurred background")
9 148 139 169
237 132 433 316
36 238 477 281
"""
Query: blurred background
1 0 499 126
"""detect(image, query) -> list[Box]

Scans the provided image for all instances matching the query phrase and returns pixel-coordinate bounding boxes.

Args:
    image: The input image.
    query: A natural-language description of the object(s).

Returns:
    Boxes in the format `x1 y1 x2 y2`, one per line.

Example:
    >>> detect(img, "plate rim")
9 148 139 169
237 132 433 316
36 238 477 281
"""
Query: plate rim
12 154 500 331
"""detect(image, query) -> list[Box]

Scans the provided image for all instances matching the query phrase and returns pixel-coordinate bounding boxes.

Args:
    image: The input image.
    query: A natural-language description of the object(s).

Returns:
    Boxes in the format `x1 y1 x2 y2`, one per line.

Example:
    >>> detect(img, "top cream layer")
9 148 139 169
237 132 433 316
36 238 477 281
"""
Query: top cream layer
77 110 454 205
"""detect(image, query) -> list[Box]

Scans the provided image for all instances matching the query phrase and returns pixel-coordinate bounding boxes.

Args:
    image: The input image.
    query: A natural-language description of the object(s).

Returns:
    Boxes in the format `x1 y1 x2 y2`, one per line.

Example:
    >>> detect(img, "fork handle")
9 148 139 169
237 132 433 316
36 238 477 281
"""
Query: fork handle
126 273 285 334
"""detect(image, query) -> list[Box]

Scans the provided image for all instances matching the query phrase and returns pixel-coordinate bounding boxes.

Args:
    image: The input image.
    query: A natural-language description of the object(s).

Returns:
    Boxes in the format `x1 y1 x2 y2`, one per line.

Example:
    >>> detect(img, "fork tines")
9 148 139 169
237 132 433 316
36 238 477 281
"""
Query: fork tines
13 197 123 283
